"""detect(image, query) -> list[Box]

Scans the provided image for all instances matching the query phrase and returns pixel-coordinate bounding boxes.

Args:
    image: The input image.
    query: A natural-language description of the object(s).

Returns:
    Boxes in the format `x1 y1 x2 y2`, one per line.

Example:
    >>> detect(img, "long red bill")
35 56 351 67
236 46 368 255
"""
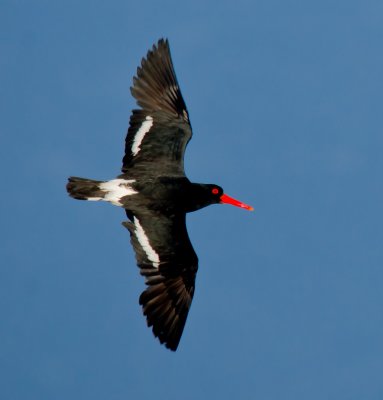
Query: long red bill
220 194 254 211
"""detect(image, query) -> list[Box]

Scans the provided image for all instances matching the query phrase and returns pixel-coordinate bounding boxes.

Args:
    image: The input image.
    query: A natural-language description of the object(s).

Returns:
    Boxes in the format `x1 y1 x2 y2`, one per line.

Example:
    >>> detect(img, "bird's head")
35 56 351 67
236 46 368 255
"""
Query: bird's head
187 184 253 212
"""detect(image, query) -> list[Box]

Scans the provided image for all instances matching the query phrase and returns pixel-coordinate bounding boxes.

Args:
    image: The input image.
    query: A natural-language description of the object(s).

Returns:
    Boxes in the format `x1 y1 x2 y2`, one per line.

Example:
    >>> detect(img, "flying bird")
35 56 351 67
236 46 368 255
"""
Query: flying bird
66 39 253 351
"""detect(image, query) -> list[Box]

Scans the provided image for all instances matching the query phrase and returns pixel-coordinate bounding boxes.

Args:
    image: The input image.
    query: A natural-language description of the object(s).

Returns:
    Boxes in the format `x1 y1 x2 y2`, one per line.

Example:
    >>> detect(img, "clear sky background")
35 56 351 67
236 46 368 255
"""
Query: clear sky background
1 1 383 399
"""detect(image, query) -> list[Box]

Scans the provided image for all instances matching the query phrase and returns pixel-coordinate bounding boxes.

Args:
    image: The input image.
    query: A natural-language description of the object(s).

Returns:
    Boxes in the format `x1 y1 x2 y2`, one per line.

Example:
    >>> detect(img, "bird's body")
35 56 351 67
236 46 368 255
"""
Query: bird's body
67 39 252 351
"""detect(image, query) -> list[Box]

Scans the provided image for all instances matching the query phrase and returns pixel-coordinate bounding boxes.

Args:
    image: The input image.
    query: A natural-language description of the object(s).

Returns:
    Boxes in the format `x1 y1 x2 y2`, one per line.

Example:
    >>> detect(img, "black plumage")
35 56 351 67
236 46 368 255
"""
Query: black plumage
67 39 252 351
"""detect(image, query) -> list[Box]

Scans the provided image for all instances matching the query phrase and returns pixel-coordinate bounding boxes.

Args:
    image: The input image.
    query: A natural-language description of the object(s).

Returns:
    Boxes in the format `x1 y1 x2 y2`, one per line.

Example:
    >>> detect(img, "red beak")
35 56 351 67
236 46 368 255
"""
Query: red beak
220 194 254 211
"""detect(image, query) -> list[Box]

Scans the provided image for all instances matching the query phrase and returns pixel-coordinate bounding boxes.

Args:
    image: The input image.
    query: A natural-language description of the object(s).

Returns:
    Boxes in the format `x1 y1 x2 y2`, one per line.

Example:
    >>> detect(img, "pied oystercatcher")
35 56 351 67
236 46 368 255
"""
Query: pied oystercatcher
67 39 253 351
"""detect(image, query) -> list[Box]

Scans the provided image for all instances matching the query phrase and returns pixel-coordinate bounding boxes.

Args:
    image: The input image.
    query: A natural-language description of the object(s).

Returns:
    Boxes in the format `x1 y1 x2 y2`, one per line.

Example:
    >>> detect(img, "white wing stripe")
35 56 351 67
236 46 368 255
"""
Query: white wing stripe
133 217 160 268
131 116 154 156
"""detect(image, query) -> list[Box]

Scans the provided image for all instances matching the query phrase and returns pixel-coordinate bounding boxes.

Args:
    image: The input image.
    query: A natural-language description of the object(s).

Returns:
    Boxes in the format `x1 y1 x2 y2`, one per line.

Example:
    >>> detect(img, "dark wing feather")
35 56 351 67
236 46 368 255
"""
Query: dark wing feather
122 39 192 178
122 210 198 351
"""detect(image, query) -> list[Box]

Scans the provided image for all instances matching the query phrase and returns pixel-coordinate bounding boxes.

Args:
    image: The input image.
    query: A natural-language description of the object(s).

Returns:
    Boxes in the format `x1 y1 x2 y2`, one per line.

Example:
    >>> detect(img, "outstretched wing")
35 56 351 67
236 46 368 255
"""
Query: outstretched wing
122 39 193 178
123 209 198 351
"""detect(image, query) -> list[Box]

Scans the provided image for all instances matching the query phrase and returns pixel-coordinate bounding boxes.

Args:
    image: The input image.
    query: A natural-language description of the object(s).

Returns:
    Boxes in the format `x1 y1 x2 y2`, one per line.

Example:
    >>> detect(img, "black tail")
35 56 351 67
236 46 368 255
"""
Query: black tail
66 177 105 201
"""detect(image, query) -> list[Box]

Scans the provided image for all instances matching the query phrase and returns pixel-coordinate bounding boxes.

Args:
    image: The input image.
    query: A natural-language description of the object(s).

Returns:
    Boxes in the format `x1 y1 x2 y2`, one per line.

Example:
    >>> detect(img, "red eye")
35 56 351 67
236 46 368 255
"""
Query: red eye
212 188 219 195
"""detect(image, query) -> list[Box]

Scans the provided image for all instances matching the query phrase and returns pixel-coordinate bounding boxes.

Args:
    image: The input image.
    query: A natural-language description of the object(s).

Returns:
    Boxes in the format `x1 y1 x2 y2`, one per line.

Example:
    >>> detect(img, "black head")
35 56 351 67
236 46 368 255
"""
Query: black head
186 183 253 213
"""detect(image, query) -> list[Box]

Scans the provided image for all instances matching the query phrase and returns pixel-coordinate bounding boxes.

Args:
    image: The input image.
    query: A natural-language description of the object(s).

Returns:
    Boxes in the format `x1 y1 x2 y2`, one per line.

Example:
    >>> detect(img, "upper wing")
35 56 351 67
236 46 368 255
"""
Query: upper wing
122 39 193 178
122 209 198 351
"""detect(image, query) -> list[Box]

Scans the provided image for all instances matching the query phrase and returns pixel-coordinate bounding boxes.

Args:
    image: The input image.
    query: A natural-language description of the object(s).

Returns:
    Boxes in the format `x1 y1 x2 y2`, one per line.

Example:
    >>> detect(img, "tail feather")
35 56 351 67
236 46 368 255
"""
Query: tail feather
66 177 105 201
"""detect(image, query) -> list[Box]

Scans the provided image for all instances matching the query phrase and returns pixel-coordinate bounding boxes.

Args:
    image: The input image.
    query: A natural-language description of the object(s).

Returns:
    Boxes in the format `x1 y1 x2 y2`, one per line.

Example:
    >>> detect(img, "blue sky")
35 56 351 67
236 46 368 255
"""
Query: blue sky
1 1 383 399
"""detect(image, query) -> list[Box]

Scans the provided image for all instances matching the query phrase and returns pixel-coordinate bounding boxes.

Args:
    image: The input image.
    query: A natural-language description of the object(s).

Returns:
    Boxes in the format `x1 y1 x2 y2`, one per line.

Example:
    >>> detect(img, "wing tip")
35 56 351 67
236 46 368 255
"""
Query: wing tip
129 38 188 118
139 284 188 352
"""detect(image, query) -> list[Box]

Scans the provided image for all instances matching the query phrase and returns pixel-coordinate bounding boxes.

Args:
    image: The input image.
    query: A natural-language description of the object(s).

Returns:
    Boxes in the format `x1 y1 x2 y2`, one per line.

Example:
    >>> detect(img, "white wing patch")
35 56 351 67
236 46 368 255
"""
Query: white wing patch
133 216 160 268
131 116 154 156
99 179 137 206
